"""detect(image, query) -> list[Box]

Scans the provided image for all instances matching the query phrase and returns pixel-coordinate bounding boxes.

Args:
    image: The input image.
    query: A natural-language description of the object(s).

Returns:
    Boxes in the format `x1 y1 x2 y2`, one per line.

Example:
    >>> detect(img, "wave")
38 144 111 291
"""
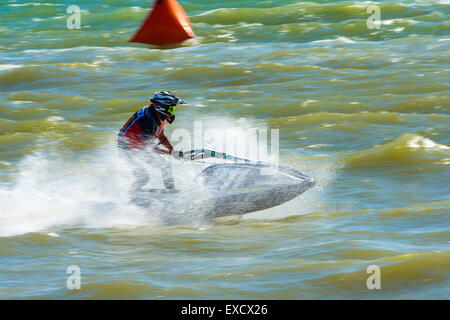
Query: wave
0 65 79 90
2 1 448 50
345 134 450 169
305 250 450 298
191 1 448 28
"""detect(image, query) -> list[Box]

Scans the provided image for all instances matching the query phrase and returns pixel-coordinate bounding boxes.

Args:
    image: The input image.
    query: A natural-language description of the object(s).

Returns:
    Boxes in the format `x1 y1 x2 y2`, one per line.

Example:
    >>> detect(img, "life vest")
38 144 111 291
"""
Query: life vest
118 105 164 150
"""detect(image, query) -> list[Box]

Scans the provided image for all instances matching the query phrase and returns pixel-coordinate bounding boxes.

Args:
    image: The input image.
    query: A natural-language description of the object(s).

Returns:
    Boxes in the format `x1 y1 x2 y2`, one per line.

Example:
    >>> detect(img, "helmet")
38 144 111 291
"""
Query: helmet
150 91 185 124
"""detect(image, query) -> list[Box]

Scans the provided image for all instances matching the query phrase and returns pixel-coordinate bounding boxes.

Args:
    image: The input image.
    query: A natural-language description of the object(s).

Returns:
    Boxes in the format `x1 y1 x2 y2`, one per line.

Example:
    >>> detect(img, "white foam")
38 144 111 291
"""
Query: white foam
46 232 59 237
46 116 65 122
12 101 33 104
301 100 318 107
0 148 153 237
195 8 233 17
313 37 357 44
9 2 61 7
408 136 450 150
0 64 23 72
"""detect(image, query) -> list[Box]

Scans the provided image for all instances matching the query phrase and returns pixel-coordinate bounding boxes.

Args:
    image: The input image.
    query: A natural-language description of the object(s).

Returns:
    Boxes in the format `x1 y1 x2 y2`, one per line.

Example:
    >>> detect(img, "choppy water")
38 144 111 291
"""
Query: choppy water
0 0 449 299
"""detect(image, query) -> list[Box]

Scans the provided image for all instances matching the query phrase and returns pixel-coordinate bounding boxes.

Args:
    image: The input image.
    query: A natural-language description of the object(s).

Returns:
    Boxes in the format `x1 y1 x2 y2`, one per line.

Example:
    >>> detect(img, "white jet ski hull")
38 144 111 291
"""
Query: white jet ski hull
131 162 315 223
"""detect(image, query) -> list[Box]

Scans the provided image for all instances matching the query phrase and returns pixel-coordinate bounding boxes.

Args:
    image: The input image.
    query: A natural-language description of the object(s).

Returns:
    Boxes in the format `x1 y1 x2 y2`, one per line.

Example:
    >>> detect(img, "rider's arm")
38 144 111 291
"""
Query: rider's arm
155 130 174 154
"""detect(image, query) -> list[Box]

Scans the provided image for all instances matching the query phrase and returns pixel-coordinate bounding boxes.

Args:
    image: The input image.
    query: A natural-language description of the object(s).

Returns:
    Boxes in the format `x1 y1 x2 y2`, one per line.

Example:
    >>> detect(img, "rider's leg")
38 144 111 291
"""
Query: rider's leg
145 149 176 191
119 145 149 193
160 161 175 190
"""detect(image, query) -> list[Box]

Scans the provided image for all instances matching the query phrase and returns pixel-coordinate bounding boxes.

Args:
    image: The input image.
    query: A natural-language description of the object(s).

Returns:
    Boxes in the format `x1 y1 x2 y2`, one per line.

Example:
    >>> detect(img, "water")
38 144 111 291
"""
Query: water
0 0 449 299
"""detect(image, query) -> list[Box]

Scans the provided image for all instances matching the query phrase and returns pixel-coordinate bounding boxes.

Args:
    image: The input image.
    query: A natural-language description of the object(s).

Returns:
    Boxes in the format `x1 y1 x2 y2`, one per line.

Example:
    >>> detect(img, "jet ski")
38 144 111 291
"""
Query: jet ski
131 149 315 222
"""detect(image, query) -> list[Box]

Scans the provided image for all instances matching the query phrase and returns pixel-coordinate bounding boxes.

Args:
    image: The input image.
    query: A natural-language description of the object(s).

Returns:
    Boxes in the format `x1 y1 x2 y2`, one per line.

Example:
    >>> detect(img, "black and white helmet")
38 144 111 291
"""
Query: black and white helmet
151 91 185 108
150 91 185 124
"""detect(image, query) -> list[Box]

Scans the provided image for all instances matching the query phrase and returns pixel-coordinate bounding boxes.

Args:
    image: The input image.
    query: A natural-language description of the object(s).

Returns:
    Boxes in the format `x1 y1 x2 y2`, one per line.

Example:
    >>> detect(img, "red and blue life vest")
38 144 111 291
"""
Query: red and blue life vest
118 105 164 150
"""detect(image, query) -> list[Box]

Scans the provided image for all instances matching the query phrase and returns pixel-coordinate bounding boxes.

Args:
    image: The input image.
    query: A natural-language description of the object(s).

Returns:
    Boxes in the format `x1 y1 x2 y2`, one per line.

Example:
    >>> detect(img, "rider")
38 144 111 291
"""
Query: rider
118 91 185 193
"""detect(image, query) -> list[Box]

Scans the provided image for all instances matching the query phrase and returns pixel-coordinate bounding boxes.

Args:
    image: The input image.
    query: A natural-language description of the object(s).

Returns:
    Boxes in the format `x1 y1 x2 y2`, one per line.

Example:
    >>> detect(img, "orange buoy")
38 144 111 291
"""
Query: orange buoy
129 0 195 46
